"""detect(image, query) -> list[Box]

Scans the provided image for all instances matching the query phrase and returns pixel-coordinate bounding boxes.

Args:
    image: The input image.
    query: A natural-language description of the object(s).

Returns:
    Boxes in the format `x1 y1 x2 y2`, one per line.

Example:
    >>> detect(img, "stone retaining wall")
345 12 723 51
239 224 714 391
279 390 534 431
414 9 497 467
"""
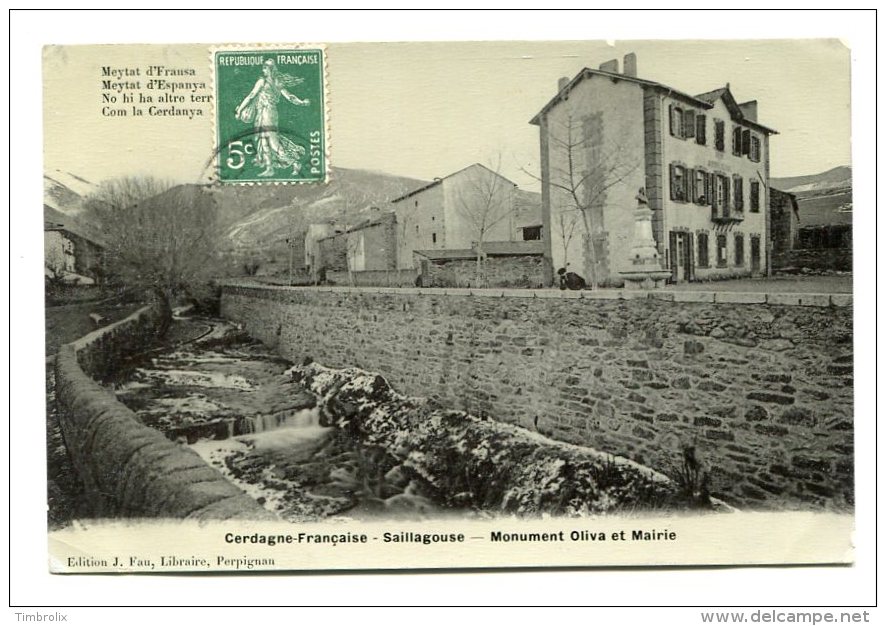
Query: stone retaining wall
221 283 854 511
53 301 273 520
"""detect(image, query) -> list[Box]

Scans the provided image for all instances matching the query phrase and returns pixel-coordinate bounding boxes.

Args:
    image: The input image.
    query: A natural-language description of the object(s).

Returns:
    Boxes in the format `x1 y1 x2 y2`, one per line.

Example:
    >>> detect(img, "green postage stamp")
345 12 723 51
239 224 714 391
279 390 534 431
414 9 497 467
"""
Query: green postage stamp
214 47 326 183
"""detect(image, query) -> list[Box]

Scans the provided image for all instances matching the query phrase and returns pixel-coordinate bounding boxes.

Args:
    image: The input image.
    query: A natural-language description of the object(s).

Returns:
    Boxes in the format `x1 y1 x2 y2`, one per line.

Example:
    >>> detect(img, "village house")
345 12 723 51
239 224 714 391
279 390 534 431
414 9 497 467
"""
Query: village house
44 205 104 285
390 163 530 270
769 187 800 259
312 164 545 287
531 53 777 286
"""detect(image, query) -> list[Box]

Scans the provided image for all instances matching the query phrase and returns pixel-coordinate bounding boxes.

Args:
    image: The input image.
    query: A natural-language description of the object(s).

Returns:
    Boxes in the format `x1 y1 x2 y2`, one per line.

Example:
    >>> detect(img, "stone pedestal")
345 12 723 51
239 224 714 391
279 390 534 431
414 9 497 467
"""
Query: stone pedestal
620 189 671 290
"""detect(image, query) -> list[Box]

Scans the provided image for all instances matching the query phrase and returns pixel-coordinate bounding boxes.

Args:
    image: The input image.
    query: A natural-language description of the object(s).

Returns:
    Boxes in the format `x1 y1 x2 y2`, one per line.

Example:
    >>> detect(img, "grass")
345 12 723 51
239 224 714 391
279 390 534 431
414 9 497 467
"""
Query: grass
45 299 144 357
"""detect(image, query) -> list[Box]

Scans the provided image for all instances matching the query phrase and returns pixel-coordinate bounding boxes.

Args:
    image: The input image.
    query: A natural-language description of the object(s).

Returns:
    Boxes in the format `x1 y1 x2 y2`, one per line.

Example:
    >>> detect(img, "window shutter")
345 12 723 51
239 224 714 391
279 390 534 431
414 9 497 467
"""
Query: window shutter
688 168 695 202
684 110 696 138
696 114 706 145
724 176 731 212
710 173 718 210
669 164 676 200
669 104 675 137
737 176 744 209
742 129 751 155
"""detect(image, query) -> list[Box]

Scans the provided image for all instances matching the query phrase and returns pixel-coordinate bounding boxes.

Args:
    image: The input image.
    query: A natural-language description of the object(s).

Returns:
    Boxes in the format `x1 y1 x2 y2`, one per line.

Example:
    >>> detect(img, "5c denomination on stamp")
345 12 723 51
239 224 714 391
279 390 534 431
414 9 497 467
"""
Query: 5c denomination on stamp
214 47 326 183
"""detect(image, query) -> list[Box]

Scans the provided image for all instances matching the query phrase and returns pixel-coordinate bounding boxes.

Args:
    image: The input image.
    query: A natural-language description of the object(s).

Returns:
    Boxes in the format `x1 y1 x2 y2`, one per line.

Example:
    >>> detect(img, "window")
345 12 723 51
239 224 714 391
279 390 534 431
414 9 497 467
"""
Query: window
716 234 728 267
522 225 542 241
670 105 684 138
695 114 706 145
734 233 745 266
749 135 761 162
697 232 710 268
750 181 760 212
712 174 730 215
683 109 696 139
670 164 688 201
714 120 725 151
431 233 437 244
694 170 707 204
732 126 743 155
733 175 744 211
669 105 697 140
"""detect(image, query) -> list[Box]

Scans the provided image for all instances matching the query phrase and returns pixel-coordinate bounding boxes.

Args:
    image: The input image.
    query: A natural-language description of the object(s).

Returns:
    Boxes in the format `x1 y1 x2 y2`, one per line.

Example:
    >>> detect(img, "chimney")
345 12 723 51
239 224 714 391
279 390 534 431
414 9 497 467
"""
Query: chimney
738 100 758 122
558 76 569 92
599 58 619 73
623 52 637 78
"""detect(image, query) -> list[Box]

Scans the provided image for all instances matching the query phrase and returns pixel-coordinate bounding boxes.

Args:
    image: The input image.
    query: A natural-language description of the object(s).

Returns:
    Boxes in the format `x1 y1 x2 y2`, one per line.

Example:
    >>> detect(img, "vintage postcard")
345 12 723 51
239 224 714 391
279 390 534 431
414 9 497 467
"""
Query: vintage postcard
43 40 854 574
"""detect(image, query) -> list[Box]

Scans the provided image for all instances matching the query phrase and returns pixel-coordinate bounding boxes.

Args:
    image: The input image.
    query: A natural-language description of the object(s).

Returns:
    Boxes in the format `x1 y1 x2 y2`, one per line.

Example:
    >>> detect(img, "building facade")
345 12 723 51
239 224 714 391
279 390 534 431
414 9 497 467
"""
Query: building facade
769 187 800 258
531 54 777 286
390 164 525 270
44 205 104 284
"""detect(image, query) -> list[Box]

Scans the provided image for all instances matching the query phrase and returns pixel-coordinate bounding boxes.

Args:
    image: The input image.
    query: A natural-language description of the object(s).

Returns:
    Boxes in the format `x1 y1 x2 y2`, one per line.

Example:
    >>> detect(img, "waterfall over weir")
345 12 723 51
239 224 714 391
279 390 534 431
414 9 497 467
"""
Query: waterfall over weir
242 407 321 434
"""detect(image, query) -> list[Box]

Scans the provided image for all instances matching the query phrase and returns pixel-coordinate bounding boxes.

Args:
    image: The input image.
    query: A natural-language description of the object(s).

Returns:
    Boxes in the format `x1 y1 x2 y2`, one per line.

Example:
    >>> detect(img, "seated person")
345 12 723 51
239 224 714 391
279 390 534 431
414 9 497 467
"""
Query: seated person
557 266 587 290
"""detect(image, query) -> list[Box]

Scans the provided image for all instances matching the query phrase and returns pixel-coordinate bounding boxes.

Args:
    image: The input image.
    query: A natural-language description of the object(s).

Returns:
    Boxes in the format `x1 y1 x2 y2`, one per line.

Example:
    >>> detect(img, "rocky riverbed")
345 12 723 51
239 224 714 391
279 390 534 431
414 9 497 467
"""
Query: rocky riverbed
113 318 445 521
110 316 704 521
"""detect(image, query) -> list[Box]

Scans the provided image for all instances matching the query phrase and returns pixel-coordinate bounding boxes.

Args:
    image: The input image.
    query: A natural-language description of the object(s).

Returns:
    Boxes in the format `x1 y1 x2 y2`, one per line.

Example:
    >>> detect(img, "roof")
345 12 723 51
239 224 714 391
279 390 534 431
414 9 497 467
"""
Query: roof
795 190 853 227
391 163 517 203
414 240 545 261
347 210 397 233
43 204 105 247
770 186 800 220
530 68 777 135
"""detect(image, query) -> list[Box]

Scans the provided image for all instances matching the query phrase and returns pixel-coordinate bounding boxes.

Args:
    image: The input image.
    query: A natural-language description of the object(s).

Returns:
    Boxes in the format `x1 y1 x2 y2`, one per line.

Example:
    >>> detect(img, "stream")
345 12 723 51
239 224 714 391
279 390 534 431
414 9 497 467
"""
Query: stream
113 317 445 521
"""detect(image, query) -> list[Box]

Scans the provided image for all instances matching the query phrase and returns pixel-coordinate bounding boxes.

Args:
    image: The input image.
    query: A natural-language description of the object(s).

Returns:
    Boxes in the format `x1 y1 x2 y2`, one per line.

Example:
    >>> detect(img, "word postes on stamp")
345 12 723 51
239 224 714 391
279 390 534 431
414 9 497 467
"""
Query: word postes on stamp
214 48 326 183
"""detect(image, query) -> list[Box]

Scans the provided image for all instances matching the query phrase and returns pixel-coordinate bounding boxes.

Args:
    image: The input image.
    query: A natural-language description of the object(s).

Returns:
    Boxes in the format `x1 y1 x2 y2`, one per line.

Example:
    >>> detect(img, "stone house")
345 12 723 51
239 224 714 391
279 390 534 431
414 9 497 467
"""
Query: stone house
44 205 104 284
317 227 349 273
390 164 535 270
531 53 777 286
344 211 398 272
769 187 800 257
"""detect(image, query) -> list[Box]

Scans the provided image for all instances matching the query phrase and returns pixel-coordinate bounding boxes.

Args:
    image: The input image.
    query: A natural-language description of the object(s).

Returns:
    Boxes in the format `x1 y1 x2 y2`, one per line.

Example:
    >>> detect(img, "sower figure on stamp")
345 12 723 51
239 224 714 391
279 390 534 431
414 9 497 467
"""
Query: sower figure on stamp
235 59 311 177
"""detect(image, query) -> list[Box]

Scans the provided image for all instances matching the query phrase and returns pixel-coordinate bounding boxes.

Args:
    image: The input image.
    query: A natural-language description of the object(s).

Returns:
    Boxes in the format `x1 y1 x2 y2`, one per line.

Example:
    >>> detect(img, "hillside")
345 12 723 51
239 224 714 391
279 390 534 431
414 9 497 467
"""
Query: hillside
214 167 428 248
772 165 852 227
43 166 428 250
771 166 851 195
44 170 99 217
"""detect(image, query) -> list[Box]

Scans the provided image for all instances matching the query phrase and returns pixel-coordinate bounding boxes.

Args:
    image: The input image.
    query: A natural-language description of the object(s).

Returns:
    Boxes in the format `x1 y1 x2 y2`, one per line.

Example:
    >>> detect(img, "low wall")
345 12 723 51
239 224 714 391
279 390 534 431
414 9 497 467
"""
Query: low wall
773 248 853 272
326 268 418 288
221 283 854 511
421 255 545 289
53 301 273 520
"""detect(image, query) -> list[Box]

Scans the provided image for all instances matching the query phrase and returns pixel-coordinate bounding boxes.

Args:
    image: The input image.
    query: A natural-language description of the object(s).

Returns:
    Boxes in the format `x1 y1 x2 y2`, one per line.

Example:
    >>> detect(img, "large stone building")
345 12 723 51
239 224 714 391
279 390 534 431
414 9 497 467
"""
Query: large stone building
531 53 777 287
390 163 525 270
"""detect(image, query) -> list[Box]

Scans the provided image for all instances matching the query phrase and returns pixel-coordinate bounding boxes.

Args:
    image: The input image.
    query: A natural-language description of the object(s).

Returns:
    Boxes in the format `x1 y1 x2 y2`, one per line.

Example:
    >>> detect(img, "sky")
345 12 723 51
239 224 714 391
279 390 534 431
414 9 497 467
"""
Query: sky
43 39 850 190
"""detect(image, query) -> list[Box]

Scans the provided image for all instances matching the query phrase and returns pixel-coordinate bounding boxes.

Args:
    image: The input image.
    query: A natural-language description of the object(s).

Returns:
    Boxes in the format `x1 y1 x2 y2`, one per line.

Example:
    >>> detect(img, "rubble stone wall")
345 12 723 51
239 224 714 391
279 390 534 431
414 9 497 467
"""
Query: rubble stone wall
221 284 854 510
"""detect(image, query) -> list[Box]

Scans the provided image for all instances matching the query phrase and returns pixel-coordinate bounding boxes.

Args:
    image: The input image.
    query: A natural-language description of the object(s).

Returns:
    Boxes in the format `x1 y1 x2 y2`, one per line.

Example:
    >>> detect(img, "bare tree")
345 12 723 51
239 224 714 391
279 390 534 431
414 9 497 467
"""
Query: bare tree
454 158 515 286
83 177 222 308
556 208 581 269
525 112 638 289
